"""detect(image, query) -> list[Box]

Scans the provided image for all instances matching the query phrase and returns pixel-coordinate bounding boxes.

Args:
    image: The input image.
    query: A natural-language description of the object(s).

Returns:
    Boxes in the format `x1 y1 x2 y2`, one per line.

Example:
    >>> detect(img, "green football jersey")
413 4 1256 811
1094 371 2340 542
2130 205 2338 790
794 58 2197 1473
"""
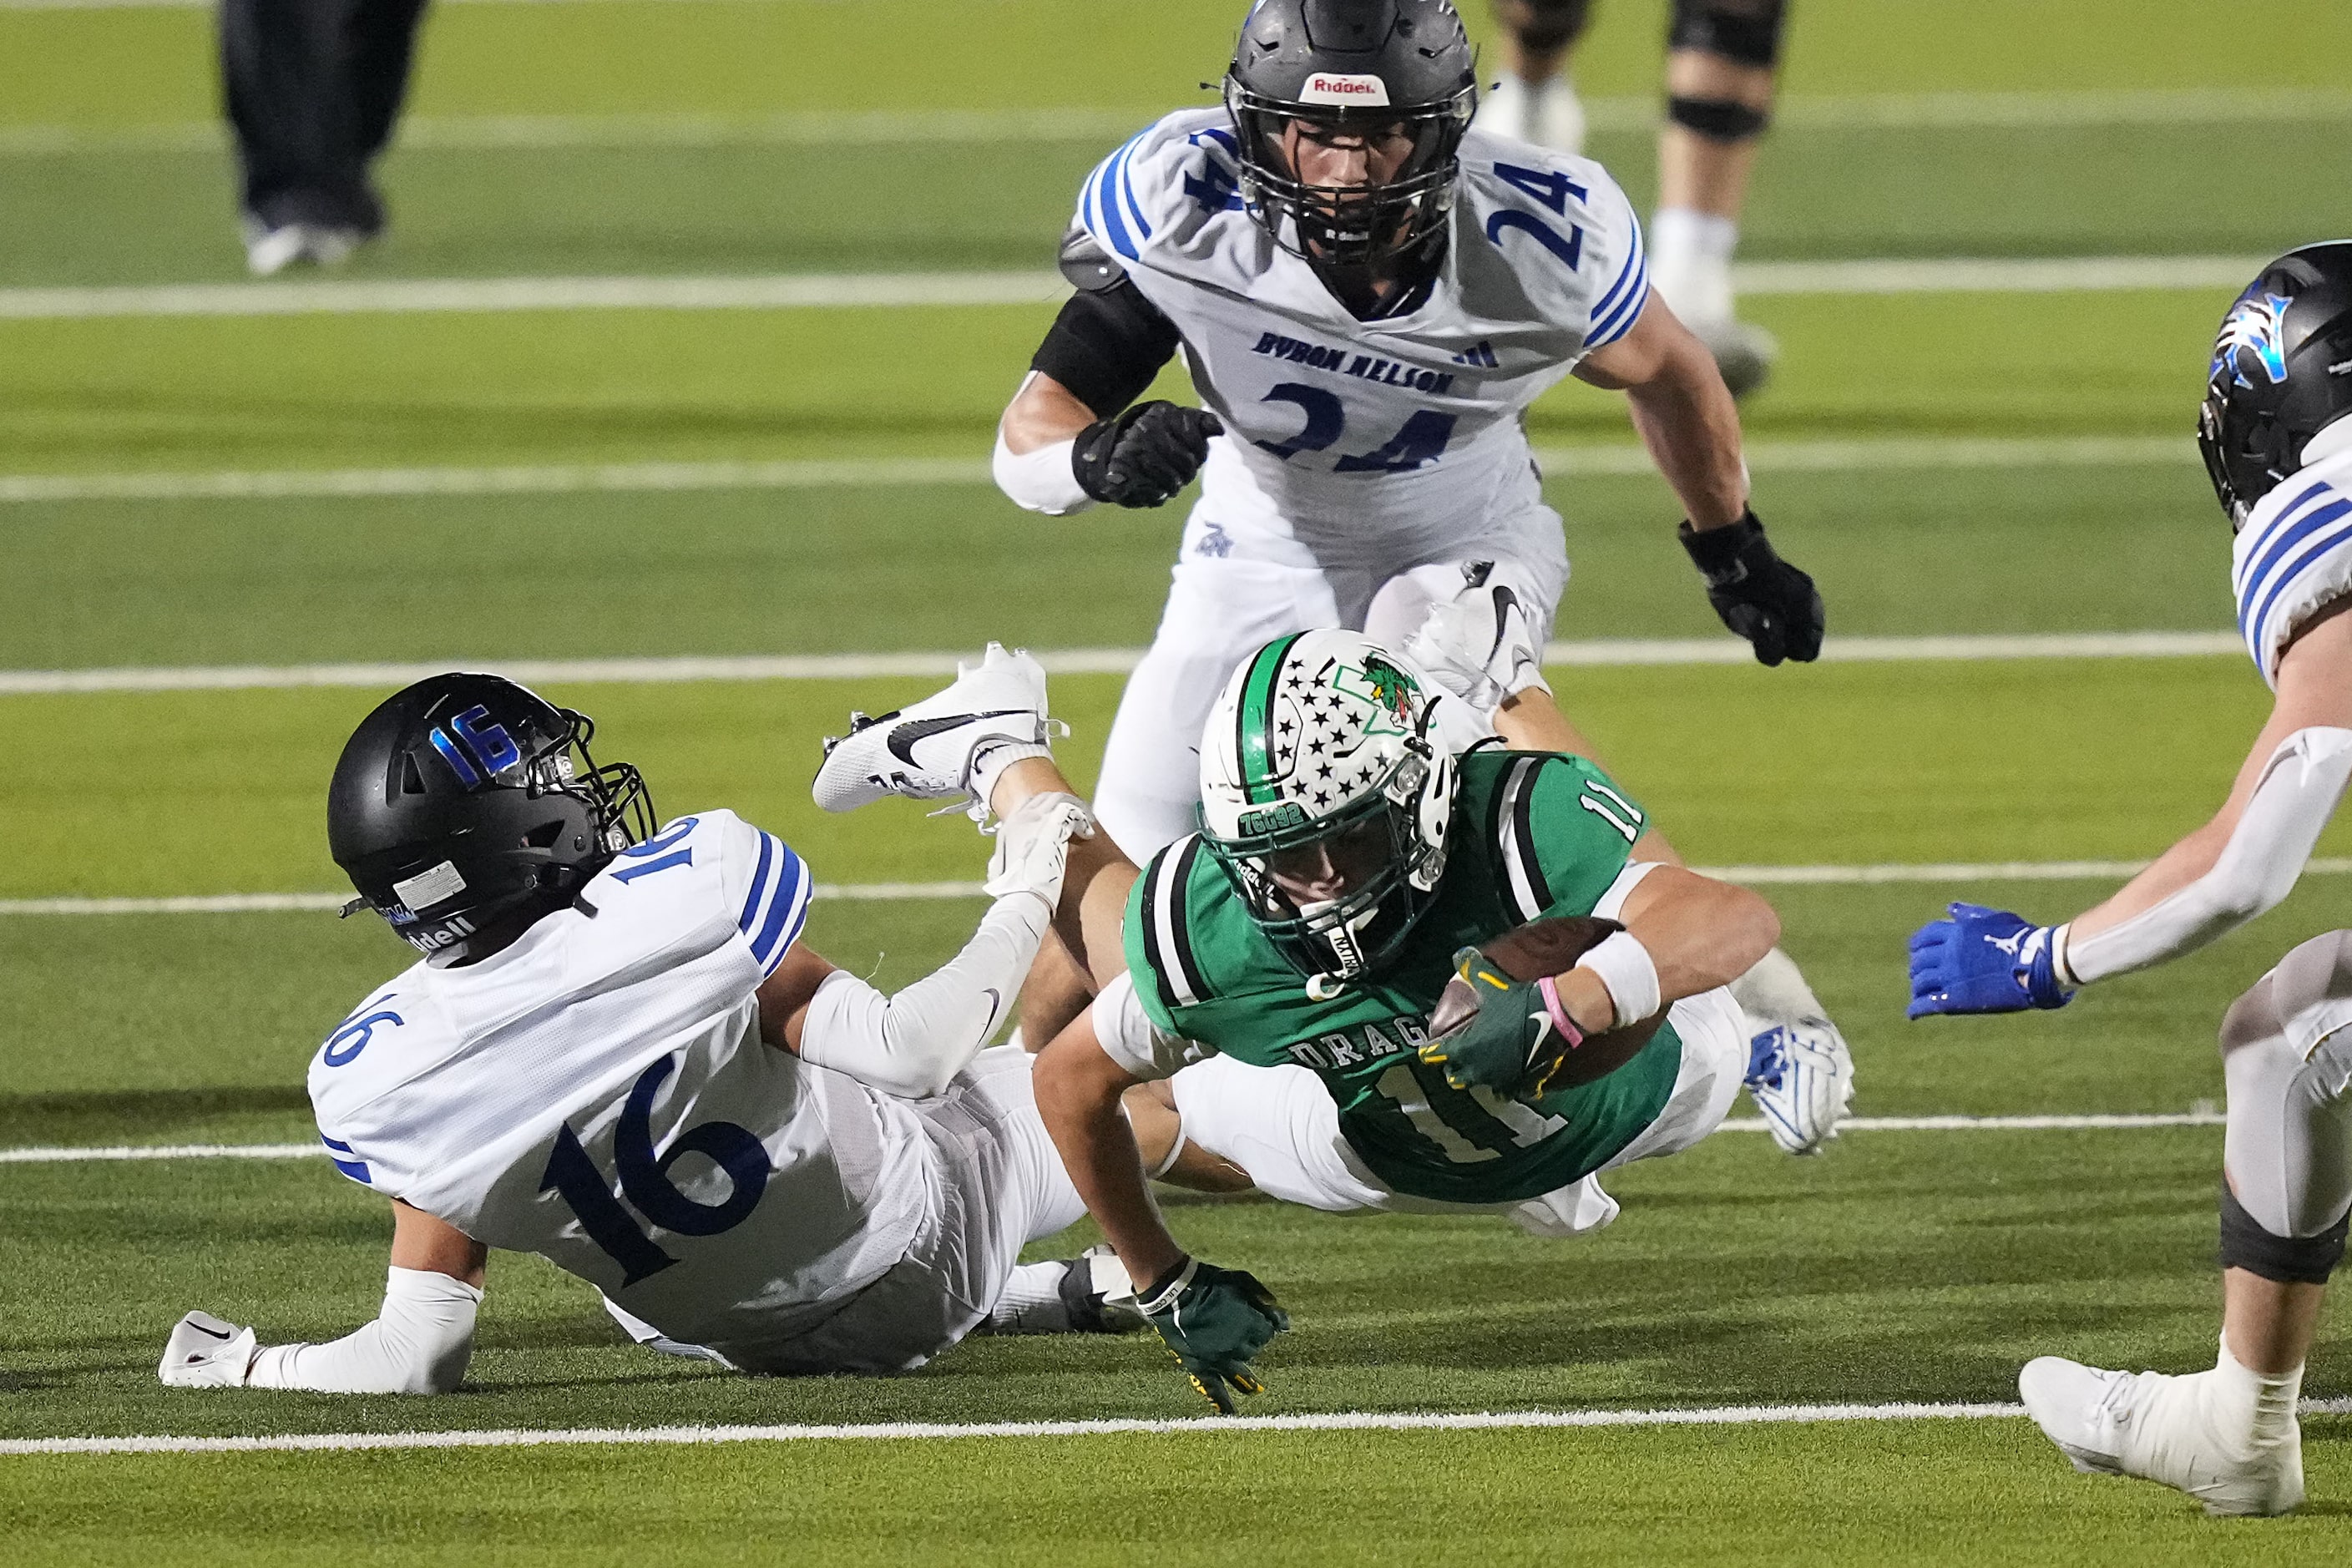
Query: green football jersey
1125 747 1684 1206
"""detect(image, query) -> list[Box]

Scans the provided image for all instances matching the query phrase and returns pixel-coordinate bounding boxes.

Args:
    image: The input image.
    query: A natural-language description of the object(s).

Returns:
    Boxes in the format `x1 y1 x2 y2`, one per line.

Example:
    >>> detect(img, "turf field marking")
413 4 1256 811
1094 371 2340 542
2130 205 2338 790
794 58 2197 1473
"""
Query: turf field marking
0 881 992 915
0 257 2264 321
0 631 2248 697
3 89 2348 150
0 1113 2235 1166
0 435 2192 508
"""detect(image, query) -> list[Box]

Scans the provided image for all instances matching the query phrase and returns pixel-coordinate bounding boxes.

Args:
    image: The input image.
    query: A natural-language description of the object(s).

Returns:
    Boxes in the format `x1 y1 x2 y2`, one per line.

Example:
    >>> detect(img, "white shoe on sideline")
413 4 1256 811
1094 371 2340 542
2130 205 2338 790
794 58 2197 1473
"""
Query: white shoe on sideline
2019 1357 2304 1516
812 643 1054 813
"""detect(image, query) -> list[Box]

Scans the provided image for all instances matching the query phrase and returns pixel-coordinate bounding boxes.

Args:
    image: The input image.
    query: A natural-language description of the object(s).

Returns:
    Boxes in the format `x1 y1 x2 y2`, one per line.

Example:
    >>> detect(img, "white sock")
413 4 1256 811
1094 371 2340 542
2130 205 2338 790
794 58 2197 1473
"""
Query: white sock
1650 207 1738 327
2208 1334 2304 1454
969 739 1052 807
984 1260 1072 1335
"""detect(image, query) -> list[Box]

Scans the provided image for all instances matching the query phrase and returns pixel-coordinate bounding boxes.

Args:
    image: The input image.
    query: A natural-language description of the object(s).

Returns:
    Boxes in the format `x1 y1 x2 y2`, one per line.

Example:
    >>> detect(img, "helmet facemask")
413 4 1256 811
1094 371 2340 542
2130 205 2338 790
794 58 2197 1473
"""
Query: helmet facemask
1224 76 1474 316
1198 633 1457 995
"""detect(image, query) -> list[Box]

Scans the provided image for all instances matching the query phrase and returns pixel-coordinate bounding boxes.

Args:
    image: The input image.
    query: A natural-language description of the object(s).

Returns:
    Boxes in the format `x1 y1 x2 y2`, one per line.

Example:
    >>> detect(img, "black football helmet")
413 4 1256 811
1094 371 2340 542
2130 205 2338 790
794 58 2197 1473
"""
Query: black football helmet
327 674 655 964
2199 241 2352 529
1224 0 1478 316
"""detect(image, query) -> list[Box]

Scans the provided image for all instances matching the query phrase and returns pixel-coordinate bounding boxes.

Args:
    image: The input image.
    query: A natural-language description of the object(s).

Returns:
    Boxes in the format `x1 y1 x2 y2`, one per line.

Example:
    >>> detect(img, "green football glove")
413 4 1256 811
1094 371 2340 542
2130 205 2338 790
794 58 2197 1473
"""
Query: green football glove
1136 1257 1289 1414
1417 945 1579 1097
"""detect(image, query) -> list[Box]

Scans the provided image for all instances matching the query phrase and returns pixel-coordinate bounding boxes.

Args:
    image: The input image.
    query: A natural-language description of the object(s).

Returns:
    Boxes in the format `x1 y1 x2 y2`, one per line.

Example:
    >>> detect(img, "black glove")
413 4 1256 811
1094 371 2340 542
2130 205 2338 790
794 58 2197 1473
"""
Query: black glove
1678 511 1825 666
1071 402 1223 508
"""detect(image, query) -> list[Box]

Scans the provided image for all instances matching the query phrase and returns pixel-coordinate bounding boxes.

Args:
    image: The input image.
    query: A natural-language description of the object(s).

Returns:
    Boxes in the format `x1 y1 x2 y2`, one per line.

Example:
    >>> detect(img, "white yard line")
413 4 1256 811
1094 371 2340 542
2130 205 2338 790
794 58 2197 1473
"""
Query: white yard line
0 1114 2233 1168
0 256 2264 322
3 89 2347 154
0 630 2248 698
0 435 2193 508
18 1398 2352 1457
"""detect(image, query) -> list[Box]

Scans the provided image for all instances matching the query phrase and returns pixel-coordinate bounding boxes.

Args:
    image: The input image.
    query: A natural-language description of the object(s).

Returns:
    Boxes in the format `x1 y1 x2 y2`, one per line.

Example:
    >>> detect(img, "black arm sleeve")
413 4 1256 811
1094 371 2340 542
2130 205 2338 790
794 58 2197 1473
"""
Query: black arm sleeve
1031 283 1182 421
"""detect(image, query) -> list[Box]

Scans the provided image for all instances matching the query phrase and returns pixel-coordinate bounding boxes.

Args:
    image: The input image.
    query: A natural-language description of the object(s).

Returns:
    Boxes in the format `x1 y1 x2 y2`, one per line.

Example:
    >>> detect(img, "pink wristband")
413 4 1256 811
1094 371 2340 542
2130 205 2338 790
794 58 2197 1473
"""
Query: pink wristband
1535 974 1587 1050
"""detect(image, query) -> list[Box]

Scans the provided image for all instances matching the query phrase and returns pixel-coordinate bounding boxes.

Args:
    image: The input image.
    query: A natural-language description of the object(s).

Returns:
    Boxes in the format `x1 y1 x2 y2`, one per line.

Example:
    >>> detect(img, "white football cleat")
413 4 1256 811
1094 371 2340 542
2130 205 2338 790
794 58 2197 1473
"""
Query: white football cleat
159 1310 258 1387
1402 565 1551 719
2019 1356 2304 1516
812 643 1055 815
241 220 311 278
1692 316 1779 400
1743 1019 1854 1156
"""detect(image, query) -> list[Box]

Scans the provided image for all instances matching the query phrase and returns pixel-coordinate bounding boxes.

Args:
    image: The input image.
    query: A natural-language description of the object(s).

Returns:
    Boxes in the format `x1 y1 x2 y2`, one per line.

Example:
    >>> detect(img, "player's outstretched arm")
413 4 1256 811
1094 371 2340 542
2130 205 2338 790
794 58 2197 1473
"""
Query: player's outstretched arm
1911 606 2352 1017
1033 999 1287 1414
1577 295 1823 666
159 1201 485 1394
1583 864 1781 1025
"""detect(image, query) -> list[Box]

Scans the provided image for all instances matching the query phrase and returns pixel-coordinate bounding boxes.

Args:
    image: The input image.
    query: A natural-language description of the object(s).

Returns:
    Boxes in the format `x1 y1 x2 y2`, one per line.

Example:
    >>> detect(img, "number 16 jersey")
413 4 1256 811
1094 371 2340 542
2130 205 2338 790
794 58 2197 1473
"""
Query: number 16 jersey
305 809 933 1353
1076 110 1647 570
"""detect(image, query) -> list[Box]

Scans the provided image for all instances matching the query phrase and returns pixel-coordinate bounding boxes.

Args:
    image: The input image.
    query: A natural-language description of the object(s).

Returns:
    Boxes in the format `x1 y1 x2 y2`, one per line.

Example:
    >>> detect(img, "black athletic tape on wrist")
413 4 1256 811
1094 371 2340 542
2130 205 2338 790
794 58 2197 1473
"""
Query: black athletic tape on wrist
1677 510 1766 584
2220 1185 2349 1285
1666 95 1771 142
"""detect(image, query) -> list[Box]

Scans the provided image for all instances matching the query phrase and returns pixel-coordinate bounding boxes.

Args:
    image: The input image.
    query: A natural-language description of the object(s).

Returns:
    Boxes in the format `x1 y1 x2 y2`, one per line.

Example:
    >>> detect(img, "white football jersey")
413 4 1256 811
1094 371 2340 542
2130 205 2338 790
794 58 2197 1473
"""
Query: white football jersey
307 810 935 1352
1075 109 1646 565
2233 444 2352 686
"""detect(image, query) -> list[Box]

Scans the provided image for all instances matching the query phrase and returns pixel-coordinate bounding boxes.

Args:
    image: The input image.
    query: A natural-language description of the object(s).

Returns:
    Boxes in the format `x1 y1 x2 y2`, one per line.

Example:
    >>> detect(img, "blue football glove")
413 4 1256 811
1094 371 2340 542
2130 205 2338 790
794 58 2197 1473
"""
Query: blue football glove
1136 1257 1289 1414
1907 902 2074 1018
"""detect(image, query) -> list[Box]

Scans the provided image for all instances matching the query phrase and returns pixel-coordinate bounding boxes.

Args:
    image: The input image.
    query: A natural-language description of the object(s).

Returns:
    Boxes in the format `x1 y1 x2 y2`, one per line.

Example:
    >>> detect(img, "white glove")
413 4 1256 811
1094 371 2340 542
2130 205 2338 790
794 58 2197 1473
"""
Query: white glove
1401 575 1551 718
984 792 1095 904
159 1310 258 1388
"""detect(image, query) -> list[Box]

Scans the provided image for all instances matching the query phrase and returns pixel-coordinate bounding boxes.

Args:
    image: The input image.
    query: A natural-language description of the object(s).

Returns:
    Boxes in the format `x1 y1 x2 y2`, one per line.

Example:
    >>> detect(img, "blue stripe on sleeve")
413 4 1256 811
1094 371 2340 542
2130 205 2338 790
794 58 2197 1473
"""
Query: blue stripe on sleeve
2236 482 2346 631
320 1135 372 1185
1091 134 1148 260
1588 257 1648 348
1116 139 1155 243
2238 493 2352 638
750 837 811 971
1589 211 1644 322
736 829 776 937
2246 510 2352 660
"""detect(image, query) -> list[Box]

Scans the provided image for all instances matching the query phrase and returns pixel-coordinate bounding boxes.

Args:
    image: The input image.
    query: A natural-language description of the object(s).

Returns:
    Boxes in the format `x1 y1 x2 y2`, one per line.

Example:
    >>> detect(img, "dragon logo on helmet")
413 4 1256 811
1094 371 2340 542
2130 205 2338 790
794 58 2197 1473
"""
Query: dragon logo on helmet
2213 291 2294 391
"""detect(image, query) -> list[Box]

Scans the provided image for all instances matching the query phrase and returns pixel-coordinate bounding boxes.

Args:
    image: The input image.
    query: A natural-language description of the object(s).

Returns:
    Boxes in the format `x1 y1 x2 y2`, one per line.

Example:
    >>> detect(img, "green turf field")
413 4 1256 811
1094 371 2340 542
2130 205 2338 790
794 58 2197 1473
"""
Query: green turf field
8 0 2352 1559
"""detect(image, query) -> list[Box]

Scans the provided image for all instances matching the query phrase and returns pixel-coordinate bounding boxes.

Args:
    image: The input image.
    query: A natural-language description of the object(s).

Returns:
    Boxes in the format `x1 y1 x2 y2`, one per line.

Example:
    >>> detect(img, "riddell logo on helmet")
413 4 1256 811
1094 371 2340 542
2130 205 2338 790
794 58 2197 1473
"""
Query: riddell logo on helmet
1299 73 1389 106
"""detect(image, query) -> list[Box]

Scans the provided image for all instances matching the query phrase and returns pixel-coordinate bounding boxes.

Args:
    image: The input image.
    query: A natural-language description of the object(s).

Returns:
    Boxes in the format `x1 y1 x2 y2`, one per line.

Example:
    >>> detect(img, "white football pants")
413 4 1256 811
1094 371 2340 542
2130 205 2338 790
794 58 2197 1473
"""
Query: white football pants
1167 988 1745 1237
2221 929 2352 1240
1092 506 1570 861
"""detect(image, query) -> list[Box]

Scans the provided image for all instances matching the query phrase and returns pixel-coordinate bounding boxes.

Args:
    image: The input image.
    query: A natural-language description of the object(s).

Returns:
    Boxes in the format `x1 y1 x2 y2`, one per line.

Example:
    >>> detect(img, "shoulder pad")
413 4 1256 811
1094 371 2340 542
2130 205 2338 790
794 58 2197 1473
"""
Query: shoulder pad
1059 227 1130 293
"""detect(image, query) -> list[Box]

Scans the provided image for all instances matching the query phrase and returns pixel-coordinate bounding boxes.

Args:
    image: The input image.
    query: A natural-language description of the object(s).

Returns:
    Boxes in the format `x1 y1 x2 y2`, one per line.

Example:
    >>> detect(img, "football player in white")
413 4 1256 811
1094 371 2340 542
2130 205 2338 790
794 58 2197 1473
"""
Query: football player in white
993 0 1823 865
1908 244 2352 1515
158 653 1160 1392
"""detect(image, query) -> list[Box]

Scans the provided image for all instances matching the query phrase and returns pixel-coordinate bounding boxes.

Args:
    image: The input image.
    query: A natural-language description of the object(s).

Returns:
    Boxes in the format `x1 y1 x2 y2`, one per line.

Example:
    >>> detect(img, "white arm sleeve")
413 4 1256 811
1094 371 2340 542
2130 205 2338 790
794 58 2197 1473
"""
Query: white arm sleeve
1090 969 1219 1081
798 891 1051 1098
992 426 1094 516
2062 727 2352 984
244 1266 479 1394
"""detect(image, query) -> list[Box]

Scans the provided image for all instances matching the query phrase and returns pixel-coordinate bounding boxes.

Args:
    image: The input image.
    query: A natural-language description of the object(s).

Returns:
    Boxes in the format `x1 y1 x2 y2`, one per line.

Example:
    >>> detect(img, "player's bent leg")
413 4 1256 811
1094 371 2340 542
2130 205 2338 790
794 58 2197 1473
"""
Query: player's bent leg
1599 987 1748 1169
1096 552 1349 862
1167 1054 1391 1213
2019 939 2352 1516
1477 0 1594 154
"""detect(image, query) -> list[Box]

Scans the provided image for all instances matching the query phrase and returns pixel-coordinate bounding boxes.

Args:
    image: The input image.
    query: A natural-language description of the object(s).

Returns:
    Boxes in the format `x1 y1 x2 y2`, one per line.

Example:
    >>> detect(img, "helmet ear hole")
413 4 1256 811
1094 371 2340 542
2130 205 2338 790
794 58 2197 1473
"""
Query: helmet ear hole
522 819 565 849
398 753 427 795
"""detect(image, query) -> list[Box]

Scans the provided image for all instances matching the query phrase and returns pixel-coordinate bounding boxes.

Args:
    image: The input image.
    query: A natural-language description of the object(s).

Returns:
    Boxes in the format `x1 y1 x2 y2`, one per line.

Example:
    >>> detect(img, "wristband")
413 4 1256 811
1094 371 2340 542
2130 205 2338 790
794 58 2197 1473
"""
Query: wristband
2050 922 2081 989
1534 974 1589 1050
1574 929 1662 1029
1139 1256 1196 1315
991 428 1092 515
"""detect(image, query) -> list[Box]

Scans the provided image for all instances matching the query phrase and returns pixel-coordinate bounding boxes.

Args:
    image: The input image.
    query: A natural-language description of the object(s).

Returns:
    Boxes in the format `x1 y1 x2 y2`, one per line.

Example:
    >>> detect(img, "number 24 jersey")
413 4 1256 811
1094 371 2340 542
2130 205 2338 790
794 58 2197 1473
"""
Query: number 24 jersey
306 810 933 1352
1075 110 1648 559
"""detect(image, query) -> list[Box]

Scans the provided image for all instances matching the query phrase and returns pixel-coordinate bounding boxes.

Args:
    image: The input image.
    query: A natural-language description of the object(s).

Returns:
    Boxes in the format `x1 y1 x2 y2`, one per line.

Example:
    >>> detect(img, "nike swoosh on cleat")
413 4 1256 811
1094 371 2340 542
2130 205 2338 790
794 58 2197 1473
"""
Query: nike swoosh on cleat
886 711 1029 768
186 1322 232 1341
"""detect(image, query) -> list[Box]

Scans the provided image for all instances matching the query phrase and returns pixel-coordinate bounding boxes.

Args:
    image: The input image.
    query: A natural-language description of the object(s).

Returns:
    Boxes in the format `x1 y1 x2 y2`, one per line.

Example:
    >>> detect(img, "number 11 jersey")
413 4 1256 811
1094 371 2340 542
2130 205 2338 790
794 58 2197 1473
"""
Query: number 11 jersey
1076 110 1647 567
306 809 933 1352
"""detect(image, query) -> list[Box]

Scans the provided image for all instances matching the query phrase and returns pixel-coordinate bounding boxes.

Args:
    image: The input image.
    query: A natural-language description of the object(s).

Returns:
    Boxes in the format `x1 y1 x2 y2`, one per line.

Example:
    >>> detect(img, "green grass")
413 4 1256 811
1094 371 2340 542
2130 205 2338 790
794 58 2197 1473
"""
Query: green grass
9 0 2352 1557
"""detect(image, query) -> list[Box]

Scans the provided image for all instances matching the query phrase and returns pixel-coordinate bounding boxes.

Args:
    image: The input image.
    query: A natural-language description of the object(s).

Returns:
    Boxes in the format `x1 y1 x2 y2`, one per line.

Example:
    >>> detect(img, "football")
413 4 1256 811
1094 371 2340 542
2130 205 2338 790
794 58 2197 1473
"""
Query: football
1426 915 1668 1092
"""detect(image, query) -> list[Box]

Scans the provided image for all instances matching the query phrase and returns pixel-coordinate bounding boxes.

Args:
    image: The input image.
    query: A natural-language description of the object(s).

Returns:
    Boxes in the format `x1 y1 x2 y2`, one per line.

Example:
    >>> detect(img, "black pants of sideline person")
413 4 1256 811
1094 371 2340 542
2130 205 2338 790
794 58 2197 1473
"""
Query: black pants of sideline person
220 0 432 234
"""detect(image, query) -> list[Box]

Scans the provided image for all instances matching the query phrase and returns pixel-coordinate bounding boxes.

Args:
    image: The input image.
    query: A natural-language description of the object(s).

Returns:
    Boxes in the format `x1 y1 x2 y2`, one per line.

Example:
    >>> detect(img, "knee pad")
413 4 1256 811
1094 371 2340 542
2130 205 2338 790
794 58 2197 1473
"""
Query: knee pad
1495 0 1594 54
1667 95 1771 141
1667 0 1788 69
2220 1184 2348 1285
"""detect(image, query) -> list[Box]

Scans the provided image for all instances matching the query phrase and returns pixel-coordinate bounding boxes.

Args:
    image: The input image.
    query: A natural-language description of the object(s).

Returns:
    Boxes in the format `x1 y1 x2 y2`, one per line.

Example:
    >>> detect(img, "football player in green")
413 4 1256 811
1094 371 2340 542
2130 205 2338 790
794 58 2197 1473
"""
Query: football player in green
1031 629 1794 1409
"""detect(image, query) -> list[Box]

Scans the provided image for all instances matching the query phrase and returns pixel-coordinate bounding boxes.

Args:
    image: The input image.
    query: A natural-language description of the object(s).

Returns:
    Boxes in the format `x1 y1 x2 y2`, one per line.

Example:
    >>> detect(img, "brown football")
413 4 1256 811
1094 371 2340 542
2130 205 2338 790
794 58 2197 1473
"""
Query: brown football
1426 915 1667 1091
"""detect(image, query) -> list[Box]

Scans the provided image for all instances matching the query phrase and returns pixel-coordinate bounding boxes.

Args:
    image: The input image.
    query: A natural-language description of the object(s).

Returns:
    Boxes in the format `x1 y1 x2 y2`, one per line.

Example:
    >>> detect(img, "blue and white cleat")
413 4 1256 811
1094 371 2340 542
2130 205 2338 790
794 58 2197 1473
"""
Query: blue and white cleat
812 643 1056 817
1743 1017 1854 1155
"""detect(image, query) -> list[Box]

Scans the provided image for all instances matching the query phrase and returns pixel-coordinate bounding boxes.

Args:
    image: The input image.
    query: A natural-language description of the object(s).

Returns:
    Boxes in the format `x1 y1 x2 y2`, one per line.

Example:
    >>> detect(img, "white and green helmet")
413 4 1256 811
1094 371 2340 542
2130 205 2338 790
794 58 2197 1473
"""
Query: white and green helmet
1197 630 1457 989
